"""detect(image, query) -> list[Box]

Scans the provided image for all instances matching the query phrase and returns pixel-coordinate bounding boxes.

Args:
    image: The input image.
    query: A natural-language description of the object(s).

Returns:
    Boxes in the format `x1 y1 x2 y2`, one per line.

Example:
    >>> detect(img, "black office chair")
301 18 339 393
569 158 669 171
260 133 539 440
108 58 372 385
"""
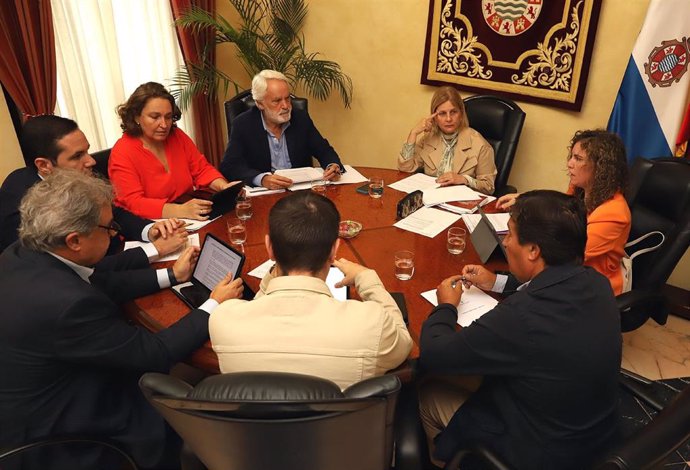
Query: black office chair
442 384 690 470
618 157 690 332
140 371 400 470
91 148 111 180
0 436 138 469
463 95 526 196
223 89 309 141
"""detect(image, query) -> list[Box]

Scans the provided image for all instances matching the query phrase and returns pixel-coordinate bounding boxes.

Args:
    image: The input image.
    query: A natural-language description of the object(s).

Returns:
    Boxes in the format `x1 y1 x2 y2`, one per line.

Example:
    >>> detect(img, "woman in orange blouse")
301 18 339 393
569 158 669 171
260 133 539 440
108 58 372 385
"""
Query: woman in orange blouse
497 130 631 295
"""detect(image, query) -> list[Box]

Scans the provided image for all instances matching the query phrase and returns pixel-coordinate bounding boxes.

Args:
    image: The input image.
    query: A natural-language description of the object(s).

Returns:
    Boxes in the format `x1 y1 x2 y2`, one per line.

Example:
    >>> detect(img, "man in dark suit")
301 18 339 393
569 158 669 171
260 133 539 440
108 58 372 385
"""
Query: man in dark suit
0 170 244 469
0 115 185 255
419 190 622 470
219 69 344 189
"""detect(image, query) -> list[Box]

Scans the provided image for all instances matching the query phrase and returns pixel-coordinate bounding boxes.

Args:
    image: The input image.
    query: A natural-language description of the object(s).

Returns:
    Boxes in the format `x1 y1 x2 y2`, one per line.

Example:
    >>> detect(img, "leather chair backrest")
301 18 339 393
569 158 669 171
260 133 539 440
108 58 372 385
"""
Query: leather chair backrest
625 157 690 290
223 89 309 141
91 148 111 180
463 95 525 195
140 371 400 470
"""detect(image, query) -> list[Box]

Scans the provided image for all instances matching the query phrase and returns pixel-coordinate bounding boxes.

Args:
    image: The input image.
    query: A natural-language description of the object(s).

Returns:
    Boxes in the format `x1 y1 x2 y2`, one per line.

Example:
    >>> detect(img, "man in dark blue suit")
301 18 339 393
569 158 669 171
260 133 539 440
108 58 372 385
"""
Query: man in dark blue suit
0 170 244 469
220 69 344 189
0 115 186 255
419 190 622 470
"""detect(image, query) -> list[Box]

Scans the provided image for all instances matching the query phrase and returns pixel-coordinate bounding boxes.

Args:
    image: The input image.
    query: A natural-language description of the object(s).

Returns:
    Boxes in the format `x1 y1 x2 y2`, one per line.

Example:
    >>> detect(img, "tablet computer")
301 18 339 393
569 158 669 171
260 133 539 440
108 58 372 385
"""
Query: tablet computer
470 208 508 263
172 233 253 308
174 183 244 219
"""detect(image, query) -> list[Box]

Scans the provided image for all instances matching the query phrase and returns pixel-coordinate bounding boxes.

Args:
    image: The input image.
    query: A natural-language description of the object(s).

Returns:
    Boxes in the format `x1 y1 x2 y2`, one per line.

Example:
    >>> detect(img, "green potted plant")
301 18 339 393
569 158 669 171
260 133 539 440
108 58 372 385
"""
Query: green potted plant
172 0 353 110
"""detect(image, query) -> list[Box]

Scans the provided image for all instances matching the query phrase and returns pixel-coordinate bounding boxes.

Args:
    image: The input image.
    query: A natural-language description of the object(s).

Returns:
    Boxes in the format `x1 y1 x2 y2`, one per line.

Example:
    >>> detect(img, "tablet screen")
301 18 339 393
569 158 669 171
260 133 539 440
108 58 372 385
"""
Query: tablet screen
193 234 244 290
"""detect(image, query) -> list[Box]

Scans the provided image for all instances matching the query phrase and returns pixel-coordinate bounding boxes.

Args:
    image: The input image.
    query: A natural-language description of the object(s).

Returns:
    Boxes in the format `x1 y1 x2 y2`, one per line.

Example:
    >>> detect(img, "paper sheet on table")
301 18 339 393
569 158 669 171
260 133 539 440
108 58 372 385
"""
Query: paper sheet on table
421 285 498 327
244 185 285 197
124 233 200 262
393 206 460 238
248 259 346 300
422 185 484 205
462 213 510 233
275 167 324 184
387 173 439 194
288 165 369 191
153 217 219 232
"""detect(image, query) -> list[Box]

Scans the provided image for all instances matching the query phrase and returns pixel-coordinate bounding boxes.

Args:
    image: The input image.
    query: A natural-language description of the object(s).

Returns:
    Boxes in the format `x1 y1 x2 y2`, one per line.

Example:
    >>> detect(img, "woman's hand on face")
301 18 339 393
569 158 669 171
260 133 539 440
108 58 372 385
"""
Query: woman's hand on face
178 198 213 220
407 112 438 143
436 172 467 186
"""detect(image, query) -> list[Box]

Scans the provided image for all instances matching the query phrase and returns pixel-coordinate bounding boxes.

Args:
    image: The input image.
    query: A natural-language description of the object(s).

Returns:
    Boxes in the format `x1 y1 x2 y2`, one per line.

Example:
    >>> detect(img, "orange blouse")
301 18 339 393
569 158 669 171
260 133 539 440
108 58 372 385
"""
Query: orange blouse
568 189 631 295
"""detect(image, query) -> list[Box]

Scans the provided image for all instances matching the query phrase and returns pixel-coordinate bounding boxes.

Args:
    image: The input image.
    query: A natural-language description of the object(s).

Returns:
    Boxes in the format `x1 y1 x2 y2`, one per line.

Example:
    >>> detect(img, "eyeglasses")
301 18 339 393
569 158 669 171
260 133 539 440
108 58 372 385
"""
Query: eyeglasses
97 221 122 237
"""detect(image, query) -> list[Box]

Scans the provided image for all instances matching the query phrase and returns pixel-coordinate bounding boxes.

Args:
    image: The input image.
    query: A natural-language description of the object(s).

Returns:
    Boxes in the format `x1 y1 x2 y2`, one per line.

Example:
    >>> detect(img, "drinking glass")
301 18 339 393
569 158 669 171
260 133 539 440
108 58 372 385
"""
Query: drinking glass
368 177 384 198
226 217 247 245
310 179 328 194
394 250 415 280
236 195 253 221
447 227 467 255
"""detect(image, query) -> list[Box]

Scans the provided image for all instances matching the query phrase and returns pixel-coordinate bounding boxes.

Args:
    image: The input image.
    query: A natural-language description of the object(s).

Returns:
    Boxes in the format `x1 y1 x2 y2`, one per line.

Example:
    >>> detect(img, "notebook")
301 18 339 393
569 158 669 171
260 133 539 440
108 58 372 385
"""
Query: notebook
470 208 508 263
172 233 253 308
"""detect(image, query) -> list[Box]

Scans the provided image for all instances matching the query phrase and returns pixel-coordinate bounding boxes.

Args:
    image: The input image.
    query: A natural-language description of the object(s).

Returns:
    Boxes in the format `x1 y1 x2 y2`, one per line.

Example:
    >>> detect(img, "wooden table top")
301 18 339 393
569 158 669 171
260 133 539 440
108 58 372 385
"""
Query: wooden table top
124 167 507 373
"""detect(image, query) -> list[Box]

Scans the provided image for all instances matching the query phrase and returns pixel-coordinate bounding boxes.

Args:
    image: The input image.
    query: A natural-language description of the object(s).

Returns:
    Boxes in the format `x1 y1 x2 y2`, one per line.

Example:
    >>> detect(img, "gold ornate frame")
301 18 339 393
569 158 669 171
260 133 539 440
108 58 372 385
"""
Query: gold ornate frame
421 0 602 110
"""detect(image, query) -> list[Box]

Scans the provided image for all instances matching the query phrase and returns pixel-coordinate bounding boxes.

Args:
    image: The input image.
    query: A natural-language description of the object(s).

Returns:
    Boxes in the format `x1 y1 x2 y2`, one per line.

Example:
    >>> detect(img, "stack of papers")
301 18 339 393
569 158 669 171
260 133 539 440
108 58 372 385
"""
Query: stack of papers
287 165 368 191
244 186 286 197
387 173 439 194
393 206 461 238
421 285 498 327
422 185 483 206
462 213 510 233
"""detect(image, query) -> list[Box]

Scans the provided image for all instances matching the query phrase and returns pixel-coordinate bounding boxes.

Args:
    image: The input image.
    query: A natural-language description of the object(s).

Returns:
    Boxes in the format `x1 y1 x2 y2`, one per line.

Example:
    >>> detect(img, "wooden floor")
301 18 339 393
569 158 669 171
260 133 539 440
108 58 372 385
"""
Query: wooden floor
622 314 690 380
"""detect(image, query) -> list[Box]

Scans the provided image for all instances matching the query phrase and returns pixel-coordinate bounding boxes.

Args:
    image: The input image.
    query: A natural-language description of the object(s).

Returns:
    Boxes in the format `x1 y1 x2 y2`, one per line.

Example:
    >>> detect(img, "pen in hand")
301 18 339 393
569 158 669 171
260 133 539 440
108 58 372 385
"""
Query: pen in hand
451 276 467 289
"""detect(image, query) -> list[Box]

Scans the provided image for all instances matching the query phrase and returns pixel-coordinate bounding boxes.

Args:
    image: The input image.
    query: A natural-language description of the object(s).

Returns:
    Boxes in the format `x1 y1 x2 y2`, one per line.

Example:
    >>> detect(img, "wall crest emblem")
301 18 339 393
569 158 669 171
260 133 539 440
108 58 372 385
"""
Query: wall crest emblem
644 38 689 88
482 0 543 36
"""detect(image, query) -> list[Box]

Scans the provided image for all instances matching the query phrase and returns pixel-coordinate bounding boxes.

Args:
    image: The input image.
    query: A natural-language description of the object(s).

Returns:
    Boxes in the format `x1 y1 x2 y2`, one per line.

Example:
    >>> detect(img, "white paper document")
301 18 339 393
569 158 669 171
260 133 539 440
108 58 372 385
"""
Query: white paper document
287 165 368 191
462 212 511 234
248 259 346 300
244 185 286 197
422 185 483 205
274 167 324 184
387 173 439 194
124 233 200 262
393 206 461 238
153 217 219 232
421 285 499 327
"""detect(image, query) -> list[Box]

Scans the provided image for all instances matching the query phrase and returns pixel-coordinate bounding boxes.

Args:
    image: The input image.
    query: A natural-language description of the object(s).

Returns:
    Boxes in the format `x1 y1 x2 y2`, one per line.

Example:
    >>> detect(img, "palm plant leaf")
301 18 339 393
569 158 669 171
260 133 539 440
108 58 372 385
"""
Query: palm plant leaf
294 54 353 108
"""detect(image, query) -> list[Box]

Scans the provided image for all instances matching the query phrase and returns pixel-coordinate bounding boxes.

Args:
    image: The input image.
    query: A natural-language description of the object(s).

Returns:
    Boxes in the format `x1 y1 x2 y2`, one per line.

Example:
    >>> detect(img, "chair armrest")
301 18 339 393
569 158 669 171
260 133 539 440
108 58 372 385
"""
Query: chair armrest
617 290 667 332
139 372 193 398
444 446 515 470
343 375 400 398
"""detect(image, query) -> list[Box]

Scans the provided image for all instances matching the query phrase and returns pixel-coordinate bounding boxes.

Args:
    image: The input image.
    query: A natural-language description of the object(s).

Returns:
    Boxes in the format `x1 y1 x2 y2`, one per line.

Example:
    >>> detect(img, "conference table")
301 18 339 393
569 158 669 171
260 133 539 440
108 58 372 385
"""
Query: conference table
124 167 508 374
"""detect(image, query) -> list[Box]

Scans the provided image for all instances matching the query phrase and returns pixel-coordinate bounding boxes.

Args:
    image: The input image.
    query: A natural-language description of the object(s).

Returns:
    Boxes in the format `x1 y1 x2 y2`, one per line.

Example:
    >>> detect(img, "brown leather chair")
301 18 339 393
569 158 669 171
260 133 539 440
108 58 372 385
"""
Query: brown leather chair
463 95 526 197
140 371 400 470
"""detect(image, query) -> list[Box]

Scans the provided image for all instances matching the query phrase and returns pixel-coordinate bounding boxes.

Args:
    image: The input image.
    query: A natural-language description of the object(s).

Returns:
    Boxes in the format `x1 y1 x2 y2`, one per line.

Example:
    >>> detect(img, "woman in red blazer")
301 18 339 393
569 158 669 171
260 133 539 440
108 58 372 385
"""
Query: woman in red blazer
109 82 238 220
497 129 631 295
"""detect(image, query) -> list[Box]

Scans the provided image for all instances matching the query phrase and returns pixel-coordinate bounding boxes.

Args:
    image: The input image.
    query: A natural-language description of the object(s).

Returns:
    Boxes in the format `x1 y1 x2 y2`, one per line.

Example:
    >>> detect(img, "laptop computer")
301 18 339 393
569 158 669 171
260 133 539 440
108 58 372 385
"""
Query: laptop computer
470 208 508 263
172 233 254 308
174 183 244 219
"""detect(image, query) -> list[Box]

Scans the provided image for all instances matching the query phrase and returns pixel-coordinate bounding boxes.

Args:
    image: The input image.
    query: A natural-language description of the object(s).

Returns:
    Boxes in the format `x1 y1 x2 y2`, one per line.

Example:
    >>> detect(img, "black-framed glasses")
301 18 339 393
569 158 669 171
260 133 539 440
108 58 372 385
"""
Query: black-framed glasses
97 221 122 237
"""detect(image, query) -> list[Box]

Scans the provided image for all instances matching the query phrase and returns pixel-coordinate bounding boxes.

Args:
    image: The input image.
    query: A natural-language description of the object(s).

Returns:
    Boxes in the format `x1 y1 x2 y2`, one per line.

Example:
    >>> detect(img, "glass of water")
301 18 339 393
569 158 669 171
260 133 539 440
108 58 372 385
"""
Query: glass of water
310 179 328 194
394 250 415 280
368 177 384 198
226 217 247 245
236 195 253 221
447 227 466 255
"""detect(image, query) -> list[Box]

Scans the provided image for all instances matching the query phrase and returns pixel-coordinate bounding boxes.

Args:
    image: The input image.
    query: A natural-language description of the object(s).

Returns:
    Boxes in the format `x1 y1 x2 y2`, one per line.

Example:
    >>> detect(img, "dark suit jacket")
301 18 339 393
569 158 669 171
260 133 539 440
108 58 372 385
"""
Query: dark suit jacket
419 264 622 470
0 244 210 468
219 107 342 185
0 167 151 252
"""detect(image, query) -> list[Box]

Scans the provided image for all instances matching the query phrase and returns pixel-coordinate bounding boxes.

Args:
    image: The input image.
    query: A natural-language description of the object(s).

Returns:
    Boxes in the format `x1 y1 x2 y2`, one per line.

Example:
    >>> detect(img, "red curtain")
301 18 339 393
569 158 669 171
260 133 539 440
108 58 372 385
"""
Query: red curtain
170 0 225 168
0 0 56 119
